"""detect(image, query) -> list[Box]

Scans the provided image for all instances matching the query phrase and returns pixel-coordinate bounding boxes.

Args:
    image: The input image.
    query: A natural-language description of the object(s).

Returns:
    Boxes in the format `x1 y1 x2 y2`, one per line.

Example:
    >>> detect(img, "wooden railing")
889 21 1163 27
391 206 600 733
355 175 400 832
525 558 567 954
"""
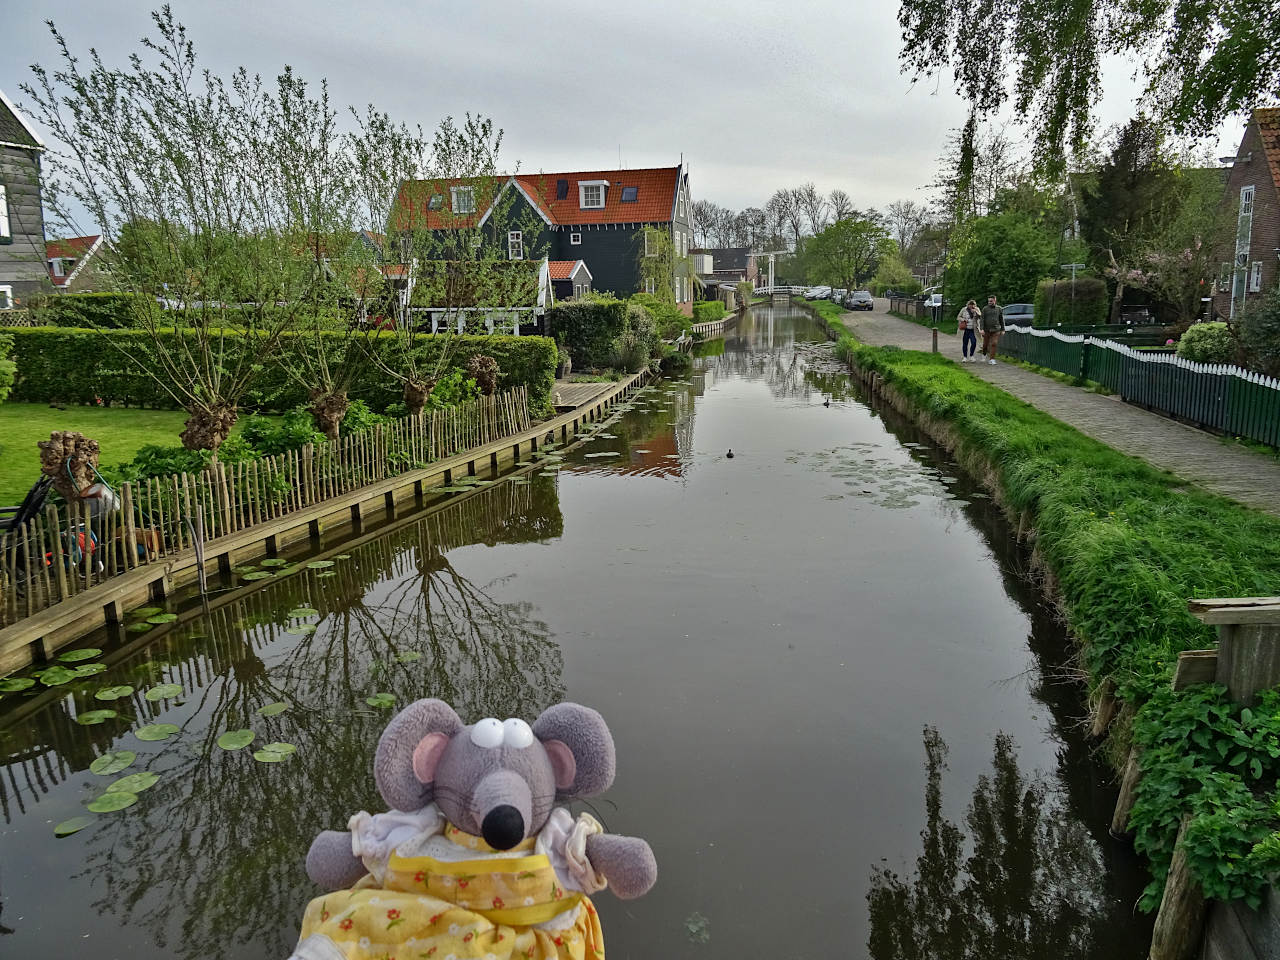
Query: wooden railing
0 387 529 627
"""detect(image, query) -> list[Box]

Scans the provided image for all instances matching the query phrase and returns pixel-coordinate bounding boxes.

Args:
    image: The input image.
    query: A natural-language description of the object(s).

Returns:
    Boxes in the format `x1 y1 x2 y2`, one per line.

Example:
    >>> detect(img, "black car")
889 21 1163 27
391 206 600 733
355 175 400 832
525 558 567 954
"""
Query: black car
848 290 874 311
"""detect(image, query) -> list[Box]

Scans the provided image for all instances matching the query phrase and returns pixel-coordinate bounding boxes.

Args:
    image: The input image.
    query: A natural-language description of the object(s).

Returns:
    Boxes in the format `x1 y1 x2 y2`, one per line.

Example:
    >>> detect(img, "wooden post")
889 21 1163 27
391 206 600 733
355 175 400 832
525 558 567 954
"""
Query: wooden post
1090 677 1118 739
1149 817 1207 960
1188 598 1280 706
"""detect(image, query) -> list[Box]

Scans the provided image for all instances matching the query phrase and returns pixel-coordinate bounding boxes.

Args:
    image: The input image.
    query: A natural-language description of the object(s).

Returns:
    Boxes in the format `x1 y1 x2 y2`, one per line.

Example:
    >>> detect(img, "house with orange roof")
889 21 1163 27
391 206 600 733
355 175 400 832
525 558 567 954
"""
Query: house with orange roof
0 88 47 309
548 259 592 300
46 234 104 291
1215 107 1280 320
391 164 695 314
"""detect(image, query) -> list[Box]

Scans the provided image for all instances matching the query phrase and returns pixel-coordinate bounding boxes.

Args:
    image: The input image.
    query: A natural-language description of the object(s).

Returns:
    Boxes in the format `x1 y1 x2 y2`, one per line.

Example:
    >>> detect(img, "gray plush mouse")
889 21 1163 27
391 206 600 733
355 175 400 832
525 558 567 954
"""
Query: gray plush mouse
290 698 655 960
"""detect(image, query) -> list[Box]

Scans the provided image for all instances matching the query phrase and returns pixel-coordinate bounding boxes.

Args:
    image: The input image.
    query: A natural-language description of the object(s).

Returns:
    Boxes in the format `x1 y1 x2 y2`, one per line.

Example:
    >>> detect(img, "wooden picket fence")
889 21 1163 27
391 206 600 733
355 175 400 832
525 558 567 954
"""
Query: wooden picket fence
0 387 529 627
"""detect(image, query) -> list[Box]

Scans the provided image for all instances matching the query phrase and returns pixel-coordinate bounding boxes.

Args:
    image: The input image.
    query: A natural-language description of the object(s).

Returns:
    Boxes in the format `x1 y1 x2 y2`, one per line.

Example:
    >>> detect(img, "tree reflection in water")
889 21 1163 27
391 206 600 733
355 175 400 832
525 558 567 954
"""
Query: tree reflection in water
868 727 1105 960
2 477 566 960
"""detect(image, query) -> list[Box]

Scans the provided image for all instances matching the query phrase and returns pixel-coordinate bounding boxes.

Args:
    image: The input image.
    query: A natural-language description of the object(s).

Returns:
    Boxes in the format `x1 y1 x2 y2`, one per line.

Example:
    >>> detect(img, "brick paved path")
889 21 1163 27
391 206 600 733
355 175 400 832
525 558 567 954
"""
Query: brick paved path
842 301 1280 516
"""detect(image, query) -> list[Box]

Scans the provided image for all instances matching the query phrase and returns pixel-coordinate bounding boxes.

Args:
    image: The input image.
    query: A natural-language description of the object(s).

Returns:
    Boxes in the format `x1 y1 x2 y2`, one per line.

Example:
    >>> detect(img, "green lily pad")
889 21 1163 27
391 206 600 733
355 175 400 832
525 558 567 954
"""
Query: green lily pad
280 565 305 576
127 622 154 633
38 666 77 686
260 558 288 567
257 701 290 717
134 723 180 742
147 613 178 624
260 741 296 754
109 772 159 793
253 741 297 762
395 651 422 663
241 571 273 581
95 685 134 701
90 750 137 775
217 729 255 751
131 607 163 618
366 693 396 709
54 815 96 837
73 663 108 677
334 554 351 560
58 648 102 662
315 571 336 578
144 683 183 701
0 678 35 692
233 566 258 574
86 791 138 813
287 607 319 618
76 709 119 725
306 560 334 569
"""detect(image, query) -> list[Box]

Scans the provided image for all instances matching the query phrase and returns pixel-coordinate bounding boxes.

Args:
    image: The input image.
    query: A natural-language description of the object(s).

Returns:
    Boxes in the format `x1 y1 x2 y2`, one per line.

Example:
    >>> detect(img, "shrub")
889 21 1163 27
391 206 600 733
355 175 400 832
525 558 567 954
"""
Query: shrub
692 301 727 324
1175 321 1235 364
240 409 324 454
0 331 15 404
466 354 500 396
546 299 628 369
630 293 690 340
612 305 658 373
1237 285 1280 377
1033 276 1108 327
26 292 155 329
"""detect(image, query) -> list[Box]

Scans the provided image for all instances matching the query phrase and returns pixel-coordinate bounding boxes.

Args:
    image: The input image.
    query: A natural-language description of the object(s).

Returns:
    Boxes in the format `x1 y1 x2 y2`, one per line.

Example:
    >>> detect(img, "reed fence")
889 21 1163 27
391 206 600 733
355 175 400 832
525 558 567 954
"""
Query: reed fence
0 387 529 627
1001 325 1280 447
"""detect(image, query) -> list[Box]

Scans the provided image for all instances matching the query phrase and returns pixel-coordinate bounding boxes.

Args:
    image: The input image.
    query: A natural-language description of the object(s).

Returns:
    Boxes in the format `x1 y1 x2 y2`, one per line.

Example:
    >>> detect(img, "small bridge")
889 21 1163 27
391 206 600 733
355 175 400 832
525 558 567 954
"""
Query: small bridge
755 285 806 299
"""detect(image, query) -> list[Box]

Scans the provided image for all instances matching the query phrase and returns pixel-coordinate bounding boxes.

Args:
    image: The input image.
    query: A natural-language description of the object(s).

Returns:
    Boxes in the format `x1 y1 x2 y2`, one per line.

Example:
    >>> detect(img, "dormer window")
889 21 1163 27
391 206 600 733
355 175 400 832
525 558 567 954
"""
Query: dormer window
579 180 609 209
621 186 638 203
451 186 475 214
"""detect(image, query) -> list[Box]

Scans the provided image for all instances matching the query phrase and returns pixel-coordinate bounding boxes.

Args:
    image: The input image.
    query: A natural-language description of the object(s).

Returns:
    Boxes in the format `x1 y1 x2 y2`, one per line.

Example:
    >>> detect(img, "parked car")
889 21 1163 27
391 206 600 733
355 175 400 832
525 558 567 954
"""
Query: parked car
1002 303 1034 325
922 293 943 314
849 290 874 311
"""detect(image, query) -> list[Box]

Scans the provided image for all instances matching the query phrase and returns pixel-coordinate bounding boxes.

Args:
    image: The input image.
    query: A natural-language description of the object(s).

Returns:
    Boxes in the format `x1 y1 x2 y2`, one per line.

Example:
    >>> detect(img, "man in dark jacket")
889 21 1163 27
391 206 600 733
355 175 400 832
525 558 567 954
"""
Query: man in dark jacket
980 296 1003 365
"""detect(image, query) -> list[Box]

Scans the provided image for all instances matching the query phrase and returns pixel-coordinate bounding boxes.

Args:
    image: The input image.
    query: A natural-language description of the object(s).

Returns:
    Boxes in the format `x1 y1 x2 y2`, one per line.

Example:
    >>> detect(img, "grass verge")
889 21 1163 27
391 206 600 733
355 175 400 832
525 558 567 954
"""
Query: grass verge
890 309 958 335
835 334 1280 913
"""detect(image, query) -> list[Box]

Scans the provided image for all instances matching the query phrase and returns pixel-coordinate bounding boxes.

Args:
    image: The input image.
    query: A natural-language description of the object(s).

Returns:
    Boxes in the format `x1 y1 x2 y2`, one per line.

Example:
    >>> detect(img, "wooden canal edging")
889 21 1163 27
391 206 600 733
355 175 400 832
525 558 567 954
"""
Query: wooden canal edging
0 371 648 675
691 312 737 339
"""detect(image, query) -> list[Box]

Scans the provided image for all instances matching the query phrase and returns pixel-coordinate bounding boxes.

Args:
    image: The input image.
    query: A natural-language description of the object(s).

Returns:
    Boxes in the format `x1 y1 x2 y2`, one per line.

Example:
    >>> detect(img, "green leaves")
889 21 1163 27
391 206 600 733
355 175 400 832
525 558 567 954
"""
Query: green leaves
0 677 35 692
257 701 290 717
57 648 102 662
108 772 159 794
90 751 137 775
36 665 77 686
86 791 138 812
287 607 319 618
216 729 255 751
95 685 134 701
145 683 183 701
134 723 180 742
54 815 96 837
253 742 296 763
147 613 178 624
76 709 119 726
365 693 395 709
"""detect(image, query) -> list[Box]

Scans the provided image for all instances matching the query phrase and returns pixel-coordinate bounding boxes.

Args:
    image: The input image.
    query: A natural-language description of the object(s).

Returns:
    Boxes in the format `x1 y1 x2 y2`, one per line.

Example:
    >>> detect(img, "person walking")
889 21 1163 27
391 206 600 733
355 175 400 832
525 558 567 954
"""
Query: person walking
956 299 980 362
980 295 1004 365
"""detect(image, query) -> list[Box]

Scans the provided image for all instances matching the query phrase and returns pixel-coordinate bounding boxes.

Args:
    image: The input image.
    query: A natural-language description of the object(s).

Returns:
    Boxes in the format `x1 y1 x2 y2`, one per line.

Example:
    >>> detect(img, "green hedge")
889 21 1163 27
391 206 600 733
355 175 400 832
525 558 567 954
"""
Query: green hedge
545 300 628 369
27 292 155 329
0 331 14 404
692 301 727 324
1033 277 1108 327
8 327 557 417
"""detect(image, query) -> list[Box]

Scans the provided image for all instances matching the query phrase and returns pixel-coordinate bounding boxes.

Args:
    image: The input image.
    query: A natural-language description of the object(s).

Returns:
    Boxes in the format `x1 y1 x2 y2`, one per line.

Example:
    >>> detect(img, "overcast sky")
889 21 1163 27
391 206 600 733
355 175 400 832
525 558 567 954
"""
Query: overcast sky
3 0 1248 230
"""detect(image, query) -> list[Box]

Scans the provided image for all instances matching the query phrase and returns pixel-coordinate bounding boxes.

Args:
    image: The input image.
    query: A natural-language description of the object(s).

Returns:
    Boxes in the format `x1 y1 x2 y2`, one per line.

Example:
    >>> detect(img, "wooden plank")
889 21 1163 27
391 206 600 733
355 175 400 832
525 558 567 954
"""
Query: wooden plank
1172 649 1218 690
1111 745 1142 836
1201 900 1261 960
1149 817 1206 960
1216 622 1280 707
1189 597 1280 625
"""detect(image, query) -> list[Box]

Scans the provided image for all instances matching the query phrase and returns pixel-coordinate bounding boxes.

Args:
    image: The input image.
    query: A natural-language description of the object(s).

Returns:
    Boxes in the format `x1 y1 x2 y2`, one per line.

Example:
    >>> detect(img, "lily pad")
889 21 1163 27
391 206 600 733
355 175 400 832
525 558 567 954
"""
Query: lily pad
146 613 178 624
366 693 396 709
260 741 296 754
334 554 351 560
54 815 96 837
38 666 77 686
126 622 154 633
217 729 255 751
315 571 336 578
73 663 108 677
395 651 422 663
0 678 36 692
287 623 317 636
306 560 334 569
95 685 134 701
90 750 137 775
144 683 183 701
254 741 296 762
109 772 159 794
260 558 288 567
287 607 319 618
58 648 102 662
131 607 163 618
241 571 273 581
134 723 180 742
257 701 290 717
233 566 258 574
76 709 119 725
86 791 138 813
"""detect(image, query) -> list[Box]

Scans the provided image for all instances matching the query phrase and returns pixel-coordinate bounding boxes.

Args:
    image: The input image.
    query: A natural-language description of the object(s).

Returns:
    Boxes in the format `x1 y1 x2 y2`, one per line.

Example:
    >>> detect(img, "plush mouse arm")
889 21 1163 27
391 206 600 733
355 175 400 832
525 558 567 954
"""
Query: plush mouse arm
306 829 367 890
585 832 657 900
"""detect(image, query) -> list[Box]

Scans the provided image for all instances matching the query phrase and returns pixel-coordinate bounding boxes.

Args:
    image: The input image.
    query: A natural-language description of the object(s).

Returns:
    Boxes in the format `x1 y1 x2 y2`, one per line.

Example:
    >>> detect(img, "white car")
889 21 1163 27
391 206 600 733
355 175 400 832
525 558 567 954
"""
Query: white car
922 293 942 312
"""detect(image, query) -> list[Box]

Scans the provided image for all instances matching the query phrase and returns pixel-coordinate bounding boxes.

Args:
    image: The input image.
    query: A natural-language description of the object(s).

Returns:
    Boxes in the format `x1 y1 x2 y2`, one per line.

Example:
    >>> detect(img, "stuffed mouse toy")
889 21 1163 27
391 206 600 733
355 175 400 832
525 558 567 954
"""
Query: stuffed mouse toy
290 699 656 960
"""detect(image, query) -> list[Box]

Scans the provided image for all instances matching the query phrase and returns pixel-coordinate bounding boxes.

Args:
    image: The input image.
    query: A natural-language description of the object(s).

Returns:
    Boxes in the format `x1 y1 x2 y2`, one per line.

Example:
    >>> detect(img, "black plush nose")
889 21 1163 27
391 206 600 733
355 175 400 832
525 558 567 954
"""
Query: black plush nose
481 805 525 850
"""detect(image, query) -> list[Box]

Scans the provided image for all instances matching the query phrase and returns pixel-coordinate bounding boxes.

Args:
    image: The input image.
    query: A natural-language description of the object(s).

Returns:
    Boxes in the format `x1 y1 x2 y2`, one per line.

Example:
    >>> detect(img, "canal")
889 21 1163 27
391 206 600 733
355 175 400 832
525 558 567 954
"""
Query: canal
0 303 1152 959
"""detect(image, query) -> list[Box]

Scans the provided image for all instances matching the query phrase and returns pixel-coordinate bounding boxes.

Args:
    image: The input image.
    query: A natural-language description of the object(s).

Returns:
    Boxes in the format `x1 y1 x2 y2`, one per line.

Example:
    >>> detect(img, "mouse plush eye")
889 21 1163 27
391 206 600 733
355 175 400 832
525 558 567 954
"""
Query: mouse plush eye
502 718 534 748
470 718 504 749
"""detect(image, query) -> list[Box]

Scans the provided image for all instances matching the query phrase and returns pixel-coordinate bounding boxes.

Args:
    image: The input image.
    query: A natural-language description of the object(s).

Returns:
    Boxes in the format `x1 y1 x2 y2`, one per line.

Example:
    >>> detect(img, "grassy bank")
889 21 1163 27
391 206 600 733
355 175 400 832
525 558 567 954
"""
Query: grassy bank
891 308 959 335
834 335 1280 912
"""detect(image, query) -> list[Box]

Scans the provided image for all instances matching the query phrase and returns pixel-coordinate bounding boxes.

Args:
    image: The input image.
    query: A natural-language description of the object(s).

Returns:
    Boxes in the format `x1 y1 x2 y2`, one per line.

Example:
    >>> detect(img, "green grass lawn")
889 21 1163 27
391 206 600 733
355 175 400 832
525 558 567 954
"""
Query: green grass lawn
0 404 193 505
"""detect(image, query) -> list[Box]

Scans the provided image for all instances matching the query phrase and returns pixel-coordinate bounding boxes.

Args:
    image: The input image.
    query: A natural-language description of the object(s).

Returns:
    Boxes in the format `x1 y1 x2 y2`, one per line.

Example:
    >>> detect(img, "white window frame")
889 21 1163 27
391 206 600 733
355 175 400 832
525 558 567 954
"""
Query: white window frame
471 234 482 250
1241 185 1255 217
50 258 65 278
1250 261 1263 293
451 186 475 214
507 230 523 261
0 185 10 242
644 277 655 295
0 285 11 309
570 232 582 246
578 180 608 209
644 231 657 257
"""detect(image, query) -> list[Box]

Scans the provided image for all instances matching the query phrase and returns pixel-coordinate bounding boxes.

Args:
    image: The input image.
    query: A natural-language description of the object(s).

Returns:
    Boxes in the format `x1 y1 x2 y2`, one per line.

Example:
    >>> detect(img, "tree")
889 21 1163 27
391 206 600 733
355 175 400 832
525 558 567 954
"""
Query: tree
898 0 1280 172
768 189 805 251
690 199 720 248
947 210 1055 306
795 181 830 235
738 207 768 250
829 189 856 223
806 218 893 291
885 200 928 255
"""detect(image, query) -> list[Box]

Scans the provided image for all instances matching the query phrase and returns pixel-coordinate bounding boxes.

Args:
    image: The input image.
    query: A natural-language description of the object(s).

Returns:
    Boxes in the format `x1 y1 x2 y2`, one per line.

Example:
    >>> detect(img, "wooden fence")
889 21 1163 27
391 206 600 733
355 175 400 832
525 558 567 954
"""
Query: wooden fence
1001 325 1280 447
0 387 529 627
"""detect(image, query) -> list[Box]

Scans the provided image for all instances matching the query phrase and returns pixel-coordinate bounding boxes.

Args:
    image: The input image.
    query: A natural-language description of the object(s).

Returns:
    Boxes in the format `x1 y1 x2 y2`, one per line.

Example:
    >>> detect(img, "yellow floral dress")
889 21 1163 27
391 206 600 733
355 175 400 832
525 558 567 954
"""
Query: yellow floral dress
294 811 605 960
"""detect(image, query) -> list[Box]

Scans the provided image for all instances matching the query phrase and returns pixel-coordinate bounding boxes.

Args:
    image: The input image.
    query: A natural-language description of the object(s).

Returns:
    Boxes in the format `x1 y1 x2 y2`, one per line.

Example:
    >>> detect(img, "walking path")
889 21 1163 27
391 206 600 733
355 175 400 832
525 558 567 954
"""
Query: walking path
842 301 1280 516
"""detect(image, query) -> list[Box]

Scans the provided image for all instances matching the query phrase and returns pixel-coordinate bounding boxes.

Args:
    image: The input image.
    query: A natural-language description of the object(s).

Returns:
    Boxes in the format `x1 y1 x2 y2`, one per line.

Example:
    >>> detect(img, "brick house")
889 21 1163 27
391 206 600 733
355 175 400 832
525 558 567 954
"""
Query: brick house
0 88 47 309
391 164 695 314
1214 107 1280 321
47 234 105 291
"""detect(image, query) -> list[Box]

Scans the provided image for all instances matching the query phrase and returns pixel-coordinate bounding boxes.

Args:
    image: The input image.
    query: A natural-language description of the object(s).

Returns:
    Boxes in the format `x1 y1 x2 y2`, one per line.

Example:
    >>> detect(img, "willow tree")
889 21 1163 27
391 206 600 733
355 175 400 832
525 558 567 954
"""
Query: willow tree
898 0 1280 175
22 8 369 451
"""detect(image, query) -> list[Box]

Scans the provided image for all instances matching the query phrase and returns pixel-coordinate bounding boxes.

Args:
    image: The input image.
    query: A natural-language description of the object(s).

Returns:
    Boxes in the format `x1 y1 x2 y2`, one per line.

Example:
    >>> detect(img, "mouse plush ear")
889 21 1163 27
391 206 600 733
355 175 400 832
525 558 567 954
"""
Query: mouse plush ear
532 702 616 799
375 699 463 811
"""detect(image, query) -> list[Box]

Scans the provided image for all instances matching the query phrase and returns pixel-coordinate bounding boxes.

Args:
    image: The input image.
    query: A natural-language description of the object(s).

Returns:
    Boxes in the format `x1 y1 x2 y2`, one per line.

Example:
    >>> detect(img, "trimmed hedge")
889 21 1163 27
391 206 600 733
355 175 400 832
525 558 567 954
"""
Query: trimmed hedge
27 292 155 329
1033 277 1108 327
545 300 628 369
692 301 727 323
0 331 14 404
8 327 557 418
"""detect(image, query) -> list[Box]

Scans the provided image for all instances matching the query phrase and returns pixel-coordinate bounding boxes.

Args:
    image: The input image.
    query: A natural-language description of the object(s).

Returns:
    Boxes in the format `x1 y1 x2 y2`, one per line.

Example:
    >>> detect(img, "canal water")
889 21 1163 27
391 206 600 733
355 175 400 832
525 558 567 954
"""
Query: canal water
0 303 1152 959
